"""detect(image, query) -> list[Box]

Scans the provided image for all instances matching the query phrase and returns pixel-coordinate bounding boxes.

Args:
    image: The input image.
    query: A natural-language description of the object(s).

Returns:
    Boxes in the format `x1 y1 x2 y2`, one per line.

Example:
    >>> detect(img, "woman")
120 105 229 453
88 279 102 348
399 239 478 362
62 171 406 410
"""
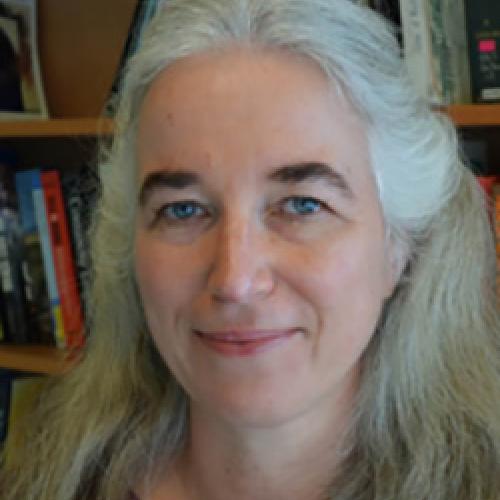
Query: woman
2 0 500 499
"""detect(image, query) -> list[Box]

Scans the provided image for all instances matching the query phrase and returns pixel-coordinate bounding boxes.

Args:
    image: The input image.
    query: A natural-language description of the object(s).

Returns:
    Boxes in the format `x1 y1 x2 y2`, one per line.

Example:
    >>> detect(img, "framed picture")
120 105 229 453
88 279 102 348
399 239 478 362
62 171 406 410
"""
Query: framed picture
0 0 48 119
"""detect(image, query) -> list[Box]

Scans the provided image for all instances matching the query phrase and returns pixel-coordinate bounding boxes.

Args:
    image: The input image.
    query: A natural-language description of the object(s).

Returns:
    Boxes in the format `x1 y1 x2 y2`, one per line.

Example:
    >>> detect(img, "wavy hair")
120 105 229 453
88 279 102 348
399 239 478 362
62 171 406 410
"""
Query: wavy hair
2 1 500 498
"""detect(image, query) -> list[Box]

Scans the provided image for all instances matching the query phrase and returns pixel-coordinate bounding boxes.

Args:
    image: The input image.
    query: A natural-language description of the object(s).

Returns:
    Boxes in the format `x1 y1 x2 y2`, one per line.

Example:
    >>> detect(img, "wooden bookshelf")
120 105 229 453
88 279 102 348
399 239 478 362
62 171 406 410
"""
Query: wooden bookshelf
0 345 81 375
0 118 114 138
0 104 498 140
445 104 500 127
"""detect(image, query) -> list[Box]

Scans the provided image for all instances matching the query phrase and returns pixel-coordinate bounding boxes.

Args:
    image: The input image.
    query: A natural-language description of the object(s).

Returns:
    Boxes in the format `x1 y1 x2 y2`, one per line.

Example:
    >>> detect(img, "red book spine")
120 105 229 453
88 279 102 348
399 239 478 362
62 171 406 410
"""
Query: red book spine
41 170 85 348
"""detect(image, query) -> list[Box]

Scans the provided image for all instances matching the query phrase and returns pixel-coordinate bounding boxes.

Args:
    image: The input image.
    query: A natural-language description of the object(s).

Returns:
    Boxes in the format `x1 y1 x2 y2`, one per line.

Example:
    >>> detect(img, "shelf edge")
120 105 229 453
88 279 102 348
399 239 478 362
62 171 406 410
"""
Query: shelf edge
0 118 114 138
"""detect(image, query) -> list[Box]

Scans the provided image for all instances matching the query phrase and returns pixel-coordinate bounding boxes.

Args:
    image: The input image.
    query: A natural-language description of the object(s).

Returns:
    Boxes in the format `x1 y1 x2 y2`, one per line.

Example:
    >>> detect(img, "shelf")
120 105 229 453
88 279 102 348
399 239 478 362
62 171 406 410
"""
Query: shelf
0 118 114 138
0 345 81 375
0 105 497 139
444 104 500 127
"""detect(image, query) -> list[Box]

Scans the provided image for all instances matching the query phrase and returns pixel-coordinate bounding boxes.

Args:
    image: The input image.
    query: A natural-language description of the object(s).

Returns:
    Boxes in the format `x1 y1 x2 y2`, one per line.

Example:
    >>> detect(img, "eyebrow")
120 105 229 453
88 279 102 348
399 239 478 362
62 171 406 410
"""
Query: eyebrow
138 161 353 206
139 170 200 205
267 162 353 196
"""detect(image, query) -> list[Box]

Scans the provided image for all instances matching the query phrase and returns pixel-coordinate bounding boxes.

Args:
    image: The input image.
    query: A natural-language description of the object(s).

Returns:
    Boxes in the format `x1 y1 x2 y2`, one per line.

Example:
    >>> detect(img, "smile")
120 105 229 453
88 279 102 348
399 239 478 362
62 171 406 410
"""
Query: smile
194 329 299 357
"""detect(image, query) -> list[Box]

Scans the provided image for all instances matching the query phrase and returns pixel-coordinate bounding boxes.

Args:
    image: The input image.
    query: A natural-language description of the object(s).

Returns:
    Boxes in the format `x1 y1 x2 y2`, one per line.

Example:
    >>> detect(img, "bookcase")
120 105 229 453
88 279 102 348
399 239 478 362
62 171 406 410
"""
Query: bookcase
0 0 137 375
0 2 500 377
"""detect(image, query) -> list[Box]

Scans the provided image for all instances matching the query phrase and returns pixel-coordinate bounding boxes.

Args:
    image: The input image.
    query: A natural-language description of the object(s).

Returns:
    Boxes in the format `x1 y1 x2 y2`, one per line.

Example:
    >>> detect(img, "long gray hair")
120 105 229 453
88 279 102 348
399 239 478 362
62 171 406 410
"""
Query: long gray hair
2 1 500 499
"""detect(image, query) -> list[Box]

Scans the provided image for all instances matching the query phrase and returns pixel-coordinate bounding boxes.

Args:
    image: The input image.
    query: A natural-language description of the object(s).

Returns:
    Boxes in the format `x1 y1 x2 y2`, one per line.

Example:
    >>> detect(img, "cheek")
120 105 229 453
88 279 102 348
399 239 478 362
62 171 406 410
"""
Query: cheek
289 230 389 350
134 234 197 330
290 236 384 302
135 239 169 307
134 235 204 381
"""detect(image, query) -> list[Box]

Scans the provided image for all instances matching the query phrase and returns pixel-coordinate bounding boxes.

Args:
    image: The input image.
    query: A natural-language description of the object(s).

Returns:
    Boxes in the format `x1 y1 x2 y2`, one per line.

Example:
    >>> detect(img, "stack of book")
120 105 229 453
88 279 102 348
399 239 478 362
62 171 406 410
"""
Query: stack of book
0 155 97 349
368 0 500 105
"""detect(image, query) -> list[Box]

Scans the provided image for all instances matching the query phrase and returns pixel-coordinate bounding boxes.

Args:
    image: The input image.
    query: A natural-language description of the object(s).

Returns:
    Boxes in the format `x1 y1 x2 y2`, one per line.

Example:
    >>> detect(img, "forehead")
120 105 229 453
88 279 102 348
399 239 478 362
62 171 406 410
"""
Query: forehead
136 46 374 194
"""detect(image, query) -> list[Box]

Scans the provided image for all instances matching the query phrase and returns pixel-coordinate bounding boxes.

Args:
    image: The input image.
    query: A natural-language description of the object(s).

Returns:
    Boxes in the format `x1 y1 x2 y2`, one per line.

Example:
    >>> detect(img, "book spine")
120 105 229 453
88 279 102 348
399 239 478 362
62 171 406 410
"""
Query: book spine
428 0 470 104
399 0 437 103
0 372 12 444
31 173 66 348
0 216 13 342
464 0 500 103
61 169 95 324
400 0 470 105
14 170 53 345
41 170 84 348
0 310 5 342
0 213 28 344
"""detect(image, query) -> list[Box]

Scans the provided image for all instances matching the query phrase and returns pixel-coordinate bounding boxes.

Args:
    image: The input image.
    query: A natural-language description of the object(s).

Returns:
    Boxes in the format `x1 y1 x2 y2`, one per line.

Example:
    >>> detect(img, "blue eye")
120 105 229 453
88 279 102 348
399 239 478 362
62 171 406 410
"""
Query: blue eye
163 201 204 220
283 196 322 215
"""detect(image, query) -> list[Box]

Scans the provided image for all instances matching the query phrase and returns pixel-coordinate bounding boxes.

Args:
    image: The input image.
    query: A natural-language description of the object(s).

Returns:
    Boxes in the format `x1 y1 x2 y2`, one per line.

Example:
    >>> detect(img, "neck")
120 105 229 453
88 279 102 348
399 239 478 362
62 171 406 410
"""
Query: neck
178 389 356 500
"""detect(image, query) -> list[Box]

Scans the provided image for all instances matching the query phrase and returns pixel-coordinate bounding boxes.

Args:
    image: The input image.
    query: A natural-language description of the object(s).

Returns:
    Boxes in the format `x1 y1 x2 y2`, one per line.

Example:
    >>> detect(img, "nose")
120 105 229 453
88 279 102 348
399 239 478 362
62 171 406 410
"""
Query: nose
206 212 275 304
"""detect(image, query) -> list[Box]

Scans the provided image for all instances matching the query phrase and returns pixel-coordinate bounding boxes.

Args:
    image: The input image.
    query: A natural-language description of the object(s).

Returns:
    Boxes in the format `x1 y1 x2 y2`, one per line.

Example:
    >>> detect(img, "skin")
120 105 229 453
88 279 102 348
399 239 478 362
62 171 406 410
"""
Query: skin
134 47 398 500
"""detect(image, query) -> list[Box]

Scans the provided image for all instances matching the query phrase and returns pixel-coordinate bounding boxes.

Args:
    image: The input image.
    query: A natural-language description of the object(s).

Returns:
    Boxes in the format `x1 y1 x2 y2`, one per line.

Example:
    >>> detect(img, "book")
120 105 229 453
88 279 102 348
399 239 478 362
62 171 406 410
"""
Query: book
14 169 54 345
0 154 28 344
41 170 84 348
464 0 500 103
477 175 498 200
61 165 99 324
0 212 29 344
31 171 65 348
399 0 470 105
0 310 4 341
0 370 12 444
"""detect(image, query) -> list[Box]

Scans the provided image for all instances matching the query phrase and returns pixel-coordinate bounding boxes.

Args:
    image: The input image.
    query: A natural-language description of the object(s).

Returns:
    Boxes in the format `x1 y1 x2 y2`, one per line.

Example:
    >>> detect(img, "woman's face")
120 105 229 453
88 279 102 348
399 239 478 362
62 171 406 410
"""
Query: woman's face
134 48 397 426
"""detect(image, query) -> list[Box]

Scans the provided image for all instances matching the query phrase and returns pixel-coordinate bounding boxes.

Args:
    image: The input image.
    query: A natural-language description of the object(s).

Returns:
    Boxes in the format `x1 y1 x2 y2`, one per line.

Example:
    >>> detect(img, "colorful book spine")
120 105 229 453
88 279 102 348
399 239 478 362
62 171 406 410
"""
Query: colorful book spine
15 171 53 344
31 172 66 348
15 169 57 347
41 170 84 348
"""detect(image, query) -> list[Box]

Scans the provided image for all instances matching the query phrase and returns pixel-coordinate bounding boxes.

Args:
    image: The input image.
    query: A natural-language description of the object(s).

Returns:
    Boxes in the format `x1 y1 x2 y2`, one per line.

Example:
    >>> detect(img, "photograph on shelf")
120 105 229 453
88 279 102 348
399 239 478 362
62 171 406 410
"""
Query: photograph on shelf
0 0 48 120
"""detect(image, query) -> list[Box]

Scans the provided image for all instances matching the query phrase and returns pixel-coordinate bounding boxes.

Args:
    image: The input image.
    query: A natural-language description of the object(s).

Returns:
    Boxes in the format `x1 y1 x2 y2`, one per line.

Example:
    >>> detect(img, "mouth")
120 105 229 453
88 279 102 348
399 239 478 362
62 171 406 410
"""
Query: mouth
194 328 300 357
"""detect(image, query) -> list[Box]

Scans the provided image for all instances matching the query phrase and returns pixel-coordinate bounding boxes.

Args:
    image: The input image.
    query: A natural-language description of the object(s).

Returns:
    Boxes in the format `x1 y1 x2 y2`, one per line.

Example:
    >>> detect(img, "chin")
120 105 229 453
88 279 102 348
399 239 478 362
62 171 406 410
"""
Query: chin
192 378 312 428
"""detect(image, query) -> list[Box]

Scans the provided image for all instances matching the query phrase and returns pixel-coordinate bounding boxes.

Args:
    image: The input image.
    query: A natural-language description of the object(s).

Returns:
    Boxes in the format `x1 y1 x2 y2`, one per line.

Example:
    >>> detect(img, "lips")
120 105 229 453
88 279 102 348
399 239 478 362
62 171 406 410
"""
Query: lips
194 328 299 356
